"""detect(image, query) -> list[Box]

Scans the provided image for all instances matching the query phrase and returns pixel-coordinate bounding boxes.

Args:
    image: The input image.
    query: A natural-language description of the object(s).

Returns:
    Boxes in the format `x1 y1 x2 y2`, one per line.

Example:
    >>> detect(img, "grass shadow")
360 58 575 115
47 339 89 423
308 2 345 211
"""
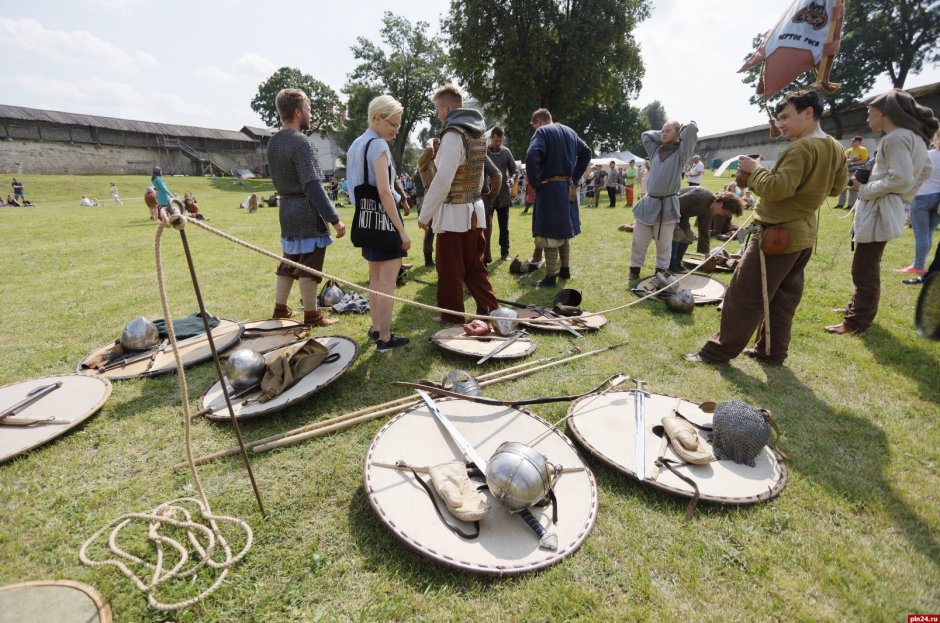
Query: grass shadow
208 178 276 194
714 362 940 572
860 325 940 404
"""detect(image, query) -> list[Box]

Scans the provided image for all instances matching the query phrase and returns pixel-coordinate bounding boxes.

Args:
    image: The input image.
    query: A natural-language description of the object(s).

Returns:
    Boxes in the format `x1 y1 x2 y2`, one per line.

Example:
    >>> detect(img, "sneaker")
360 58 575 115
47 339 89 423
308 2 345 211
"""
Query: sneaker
902 276 925 285
376 334 409 352
501 254 511 261
367 328 379 342
895 265 925 274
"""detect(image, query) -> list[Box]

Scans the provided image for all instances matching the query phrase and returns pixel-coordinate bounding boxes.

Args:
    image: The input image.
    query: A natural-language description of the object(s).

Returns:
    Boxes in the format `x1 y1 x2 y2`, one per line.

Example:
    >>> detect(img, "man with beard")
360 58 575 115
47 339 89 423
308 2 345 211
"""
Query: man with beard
418 84 499 322
525 108 592 287
267 88 346 326
628 120 698 281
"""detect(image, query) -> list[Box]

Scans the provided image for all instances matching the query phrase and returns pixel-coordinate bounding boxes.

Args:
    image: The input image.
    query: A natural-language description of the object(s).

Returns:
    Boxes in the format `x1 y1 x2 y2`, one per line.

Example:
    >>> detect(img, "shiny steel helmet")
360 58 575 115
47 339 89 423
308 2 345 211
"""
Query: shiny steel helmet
665 288 695 313
488 308 519 336
318 280 344 308
225 348 266 389
120 316 160 351
443 369 482 397
651 271 679 293
485 442 559 511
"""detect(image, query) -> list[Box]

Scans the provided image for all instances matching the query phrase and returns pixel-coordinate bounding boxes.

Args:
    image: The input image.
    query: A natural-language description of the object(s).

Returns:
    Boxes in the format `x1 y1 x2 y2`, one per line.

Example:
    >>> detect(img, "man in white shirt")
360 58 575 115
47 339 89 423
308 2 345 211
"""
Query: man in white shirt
418 84 499 322
685 155 705 186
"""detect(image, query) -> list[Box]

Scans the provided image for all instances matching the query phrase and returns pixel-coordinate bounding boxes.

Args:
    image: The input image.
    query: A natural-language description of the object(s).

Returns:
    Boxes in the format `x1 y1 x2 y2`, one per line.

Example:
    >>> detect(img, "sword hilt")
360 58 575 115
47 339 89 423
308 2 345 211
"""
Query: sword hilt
519 508 558 551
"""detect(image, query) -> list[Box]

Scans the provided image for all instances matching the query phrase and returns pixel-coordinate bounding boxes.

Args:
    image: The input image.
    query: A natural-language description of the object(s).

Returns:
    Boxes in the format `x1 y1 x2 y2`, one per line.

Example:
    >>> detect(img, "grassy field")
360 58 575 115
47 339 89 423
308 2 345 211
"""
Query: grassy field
0 171 937 622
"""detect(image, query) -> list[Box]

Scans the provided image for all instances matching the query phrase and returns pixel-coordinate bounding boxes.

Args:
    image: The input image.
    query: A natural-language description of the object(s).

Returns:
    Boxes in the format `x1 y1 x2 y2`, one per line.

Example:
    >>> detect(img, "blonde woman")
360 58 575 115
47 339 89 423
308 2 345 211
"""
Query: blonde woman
347 95 411 351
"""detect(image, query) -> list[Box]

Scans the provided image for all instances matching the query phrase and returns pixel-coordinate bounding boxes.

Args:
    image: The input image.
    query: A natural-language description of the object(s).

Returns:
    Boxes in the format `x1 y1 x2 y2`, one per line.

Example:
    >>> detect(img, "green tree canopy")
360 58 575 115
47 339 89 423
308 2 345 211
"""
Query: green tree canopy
250 67 342 136
343 12 451 171
849 0 939 89
445 0 651 156
642 101 667 132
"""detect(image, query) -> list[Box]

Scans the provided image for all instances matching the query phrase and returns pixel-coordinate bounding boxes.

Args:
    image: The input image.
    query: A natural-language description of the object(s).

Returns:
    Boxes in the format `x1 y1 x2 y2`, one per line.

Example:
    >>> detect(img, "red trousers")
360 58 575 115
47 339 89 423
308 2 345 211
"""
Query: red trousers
626 184 634 206
435 228 498 322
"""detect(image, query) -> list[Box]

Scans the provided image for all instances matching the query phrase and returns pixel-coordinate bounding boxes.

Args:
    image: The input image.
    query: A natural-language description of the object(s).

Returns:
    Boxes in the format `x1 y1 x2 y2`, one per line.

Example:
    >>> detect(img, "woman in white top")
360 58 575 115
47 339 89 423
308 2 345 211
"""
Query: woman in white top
346 95 411 351
827 89 937 334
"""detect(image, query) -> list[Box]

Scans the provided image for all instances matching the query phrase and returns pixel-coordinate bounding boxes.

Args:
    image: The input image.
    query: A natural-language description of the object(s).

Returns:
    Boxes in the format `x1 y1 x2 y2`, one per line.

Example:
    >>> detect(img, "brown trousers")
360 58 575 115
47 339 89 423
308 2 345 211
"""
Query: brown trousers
842 241 887 332
699 240 813 364
435 227 498 323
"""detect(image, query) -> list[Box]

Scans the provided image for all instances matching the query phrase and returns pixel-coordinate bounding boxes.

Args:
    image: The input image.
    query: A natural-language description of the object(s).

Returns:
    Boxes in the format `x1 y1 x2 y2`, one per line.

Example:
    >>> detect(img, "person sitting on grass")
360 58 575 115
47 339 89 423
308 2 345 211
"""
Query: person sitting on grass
183 192 205 221
79 194 97 207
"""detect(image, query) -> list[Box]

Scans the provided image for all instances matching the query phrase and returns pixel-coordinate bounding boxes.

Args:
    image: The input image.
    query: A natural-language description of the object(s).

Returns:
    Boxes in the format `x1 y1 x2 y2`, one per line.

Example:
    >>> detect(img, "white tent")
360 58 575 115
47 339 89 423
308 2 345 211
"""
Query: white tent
597 150 642 164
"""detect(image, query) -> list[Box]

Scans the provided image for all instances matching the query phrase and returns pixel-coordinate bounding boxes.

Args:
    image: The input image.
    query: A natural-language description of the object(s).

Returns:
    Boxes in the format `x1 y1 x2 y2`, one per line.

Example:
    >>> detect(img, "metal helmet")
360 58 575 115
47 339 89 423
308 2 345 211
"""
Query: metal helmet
120 316 160 351
225 348 266 389
443 370 482 397
665 288 695 313
485 442 559 511
652 271 679 293
552 288 583 308
488 308 519 336
318 280 344 308
709 401 772 467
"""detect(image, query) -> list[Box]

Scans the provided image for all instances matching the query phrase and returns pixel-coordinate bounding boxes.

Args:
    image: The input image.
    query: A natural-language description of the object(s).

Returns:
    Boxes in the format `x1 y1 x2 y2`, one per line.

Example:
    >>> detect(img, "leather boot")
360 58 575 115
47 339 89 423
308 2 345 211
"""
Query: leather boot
532 275 557 288
272 304 294 319
628 267 641 281
558 267 571 279
304 310 339 326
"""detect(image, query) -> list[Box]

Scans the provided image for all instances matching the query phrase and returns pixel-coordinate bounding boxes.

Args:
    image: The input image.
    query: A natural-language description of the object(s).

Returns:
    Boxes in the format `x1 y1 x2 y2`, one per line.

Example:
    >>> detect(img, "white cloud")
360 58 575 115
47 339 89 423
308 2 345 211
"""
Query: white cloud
196 65 241 86
0 17 157 75
236 53 277 77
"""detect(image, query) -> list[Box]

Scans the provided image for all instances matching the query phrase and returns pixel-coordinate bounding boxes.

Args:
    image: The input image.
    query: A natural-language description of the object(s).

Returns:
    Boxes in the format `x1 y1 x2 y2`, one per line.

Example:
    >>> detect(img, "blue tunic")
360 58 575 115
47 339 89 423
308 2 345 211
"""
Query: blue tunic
525 123 591 239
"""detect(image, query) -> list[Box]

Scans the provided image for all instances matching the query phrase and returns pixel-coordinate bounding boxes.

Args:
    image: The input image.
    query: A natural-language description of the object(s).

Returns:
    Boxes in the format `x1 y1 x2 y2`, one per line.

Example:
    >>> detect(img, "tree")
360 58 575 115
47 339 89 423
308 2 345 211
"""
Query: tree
849 0 940 88
250 67 342 136
642 101 667 133
445 0 651 156
336 83 382 166
344 12 451 171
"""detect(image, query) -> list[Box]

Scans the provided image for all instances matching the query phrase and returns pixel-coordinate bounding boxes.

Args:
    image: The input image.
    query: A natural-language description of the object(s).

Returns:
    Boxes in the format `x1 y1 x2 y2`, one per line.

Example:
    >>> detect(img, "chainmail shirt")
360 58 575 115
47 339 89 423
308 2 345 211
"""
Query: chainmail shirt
268 128 339 239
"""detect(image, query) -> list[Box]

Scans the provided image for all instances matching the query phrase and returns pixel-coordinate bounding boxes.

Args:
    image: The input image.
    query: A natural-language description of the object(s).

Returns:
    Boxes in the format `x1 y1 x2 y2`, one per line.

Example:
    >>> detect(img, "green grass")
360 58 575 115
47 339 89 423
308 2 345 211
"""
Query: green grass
0 172 938 622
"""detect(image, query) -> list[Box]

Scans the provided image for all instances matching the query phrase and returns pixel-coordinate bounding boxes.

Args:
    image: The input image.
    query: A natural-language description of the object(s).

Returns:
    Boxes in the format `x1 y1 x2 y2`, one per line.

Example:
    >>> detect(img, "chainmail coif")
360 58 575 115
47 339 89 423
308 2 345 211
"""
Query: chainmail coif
709 400 771 467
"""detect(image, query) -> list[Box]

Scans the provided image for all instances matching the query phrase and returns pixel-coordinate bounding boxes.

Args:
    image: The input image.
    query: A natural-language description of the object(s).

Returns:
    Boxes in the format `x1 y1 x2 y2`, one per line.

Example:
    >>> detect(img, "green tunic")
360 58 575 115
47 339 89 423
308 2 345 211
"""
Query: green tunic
750 134 847 253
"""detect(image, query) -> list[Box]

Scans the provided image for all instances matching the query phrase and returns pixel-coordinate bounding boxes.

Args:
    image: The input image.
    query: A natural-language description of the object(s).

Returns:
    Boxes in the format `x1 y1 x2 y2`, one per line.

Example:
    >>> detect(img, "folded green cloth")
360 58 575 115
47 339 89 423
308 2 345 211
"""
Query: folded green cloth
153 312 221 339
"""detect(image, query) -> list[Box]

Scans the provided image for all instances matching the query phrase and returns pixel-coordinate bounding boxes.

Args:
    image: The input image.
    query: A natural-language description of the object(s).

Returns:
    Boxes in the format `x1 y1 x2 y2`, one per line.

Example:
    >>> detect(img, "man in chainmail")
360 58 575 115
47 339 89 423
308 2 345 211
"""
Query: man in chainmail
267 88 346 326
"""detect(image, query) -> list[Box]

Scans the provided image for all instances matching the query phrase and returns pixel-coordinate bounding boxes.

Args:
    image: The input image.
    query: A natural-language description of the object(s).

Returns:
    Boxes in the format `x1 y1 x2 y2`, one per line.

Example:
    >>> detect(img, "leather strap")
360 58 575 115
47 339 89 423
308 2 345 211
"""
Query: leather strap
401 461 480 540
654 458 700 521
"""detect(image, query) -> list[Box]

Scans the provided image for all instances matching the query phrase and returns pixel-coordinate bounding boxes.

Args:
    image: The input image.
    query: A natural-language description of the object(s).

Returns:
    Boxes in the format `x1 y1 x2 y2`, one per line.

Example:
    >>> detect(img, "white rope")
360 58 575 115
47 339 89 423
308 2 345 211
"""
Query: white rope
183 213 754 322
79 221 252 612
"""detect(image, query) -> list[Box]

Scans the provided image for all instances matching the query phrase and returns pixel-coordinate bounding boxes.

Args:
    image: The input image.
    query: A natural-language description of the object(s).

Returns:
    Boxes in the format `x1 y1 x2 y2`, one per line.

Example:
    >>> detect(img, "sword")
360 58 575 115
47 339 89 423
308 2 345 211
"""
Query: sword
0 382 63 422
631 380 650 481
415 390 558 551
494 298 582 338
476 330 528 365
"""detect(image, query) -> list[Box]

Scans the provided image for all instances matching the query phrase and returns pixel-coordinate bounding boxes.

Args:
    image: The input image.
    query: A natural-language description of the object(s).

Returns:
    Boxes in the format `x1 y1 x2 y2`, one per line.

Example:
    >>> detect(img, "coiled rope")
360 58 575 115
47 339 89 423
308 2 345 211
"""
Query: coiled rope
79 221 252 612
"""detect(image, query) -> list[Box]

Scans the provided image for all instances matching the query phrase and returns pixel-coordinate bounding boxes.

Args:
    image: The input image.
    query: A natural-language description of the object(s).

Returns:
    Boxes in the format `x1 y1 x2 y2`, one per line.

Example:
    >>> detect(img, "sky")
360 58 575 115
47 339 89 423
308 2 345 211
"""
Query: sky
1 0 938 142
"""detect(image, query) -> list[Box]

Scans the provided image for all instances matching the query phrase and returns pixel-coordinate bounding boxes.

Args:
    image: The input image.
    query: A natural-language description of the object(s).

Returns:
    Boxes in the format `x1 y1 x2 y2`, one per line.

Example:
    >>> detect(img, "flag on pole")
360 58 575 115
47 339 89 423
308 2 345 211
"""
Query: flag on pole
739 0 845 100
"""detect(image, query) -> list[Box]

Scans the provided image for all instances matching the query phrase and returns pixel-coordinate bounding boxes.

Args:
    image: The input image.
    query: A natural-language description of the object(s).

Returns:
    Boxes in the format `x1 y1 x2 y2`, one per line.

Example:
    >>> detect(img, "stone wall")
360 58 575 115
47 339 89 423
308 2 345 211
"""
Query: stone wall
0 139 263 175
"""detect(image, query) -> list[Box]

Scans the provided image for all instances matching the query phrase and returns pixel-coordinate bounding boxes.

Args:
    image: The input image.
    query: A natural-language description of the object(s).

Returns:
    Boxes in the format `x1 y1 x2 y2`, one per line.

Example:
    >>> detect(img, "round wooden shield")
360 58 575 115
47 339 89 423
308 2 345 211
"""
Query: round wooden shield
0 580 112 623
198 335 359 421
0 374 112 464
634 274 726 304
429 326 536 361
364 399 598 576
77 319 243 380
516 308 607 332
227 319 308 354
567 391 787 505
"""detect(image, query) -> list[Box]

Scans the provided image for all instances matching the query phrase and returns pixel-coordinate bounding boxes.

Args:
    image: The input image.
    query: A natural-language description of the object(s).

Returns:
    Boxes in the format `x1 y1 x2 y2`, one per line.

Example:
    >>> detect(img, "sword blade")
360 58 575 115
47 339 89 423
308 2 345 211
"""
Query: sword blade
416 390 488 475
0 382 63 421
633 380 648 481
475 331 527 365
